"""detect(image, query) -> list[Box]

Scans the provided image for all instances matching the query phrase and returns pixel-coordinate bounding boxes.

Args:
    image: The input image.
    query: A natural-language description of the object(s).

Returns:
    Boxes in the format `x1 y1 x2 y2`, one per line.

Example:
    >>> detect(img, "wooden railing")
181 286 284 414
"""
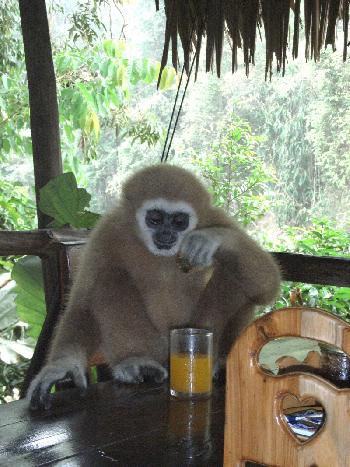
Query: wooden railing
1 229 349 395
0 229 89 395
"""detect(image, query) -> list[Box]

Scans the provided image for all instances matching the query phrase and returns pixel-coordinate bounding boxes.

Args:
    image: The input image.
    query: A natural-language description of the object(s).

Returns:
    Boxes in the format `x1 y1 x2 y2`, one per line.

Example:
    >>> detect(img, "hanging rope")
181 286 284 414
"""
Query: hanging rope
160 19 198 163
160 50 197 163
160 60 186 163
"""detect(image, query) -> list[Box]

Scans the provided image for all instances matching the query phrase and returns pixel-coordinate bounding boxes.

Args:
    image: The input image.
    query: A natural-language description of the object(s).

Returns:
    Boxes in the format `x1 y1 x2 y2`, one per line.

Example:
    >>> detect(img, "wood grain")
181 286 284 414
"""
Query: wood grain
0 382 225 466
224 307 350 467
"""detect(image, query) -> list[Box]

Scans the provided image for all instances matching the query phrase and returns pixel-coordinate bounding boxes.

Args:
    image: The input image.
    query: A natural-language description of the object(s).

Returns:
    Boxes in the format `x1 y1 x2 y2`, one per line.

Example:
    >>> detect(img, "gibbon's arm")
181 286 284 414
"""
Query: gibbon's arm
26 282 101 410
179 213 280 306
216 225 280 304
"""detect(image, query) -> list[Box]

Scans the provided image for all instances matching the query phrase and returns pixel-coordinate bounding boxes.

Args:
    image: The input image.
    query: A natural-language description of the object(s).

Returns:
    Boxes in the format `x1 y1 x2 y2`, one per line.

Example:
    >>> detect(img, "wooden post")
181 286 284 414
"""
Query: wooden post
18 0 62 229
18 0 64 393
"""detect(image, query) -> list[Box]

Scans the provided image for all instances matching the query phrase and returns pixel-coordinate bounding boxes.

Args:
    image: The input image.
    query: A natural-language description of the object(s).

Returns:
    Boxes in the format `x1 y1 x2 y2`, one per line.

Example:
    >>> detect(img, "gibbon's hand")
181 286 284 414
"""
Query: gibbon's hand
178 228 222 270
113 357 168 384
26 359 87 411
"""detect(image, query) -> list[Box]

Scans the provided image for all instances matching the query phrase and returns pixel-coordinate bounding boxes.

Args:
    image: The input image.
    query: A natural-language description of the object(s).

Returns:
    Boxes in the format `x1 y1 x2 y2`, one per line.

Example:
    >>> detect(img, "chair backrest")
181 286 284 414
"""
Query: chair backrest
224 307 350 467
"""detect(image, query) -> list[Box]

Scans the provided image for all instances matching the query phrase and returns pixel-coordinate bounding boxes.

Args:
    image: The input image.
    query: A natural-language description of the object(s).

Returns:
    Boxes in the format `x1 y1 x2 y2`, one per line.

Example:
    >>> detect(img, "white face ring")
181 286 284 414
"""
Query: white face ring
135 198 198 256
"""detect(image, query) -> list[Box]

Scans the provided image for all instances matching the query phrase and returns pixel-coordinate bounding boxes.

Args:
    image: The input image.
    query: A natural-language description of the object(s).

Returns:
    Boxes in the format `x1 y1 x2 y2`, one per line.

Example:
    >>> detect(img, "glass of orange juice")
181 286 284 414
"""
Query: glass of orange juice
170 328 213 399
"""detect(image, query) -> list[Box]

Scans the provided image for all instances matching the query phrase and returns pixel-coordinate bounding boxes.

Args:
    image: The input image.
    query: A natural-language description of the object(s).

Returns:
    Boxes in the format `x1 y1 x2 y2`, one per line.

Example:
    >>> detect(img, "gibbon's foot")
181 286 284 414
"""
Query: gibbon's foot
213 358 226 384
26 360 87 411
113 357 168 384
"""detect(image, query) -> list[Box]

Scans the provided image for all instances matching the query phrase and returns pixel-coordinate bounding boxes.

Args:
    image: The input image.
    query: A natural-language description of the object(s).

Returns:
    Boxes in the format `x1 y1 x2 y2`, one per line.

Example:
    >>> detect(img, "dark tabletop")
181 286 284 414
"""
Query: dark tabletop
0 381 226 466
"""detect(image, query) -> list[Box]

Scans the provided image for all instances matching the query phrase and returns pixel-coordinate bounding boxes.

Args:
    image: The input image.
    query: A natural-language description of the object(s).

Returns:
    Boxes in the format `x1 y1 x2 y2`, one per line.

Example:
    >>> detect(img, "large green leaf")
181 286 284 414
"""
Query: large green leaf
39 172 100 228
12 256 46 339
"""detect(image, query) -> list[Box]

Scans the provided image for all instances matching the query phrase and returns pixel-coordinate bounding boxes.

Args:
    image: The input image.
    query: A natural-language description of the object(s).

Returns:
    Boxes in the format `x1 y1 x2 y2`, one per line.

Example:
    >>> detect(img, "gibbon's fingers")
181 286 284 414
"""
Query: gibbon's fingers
112 357 168 384
30 378 56 411
179 230 221 269
191 243 212 267
27 361 87 411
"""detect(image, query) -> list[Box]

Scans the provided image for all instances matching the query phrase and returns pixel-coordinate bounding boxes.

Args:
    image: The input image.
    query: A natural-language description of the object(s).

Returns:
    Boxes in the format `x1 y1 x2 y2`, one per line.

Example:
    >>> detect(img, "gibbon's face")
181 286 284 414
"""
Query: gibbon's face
136 198 198 256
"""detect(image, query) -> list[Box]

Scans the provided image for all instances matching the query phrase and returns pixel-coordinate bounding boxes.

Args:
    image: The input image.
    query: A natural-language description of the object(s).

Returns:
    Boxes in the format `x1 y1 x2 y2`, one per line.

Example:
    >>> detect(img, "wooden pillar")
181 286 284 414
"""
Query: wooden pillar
18 0 62 229
18 0 63 394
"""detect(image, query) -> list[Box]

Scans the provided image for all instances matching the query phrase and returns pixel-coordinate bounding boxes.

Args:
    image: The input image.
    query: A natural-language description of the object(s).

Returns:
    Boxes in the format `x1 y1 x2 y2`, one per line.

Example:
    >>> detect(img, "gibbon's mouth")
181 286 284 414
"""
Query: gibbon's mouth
154 240 175 250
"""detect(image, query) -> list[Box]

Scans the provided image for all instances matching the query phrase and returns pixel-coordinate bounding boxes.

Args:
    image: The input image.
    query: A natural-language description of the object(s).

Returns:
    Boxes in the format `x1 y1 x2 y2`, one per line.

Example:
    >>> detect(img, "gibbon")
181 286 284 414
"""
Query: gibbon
27 164 280 409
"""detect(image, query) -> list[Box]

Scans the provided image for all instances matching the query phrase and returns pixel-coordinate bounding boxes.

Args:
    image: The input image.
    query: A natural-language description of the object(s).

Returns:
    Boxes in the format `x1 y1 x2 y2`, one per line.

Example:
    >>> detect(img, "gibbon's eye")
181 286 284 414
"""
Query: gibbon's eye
171 212 189 231
146 209 164 227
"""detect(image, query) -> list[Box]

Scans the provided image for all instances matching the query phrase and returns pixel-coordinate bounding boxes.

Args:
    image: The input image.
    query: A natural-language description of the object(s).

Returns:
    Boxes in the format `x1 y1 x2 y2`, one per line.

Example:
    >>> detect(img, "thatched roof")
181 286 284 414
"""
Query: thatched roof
155 0 350 80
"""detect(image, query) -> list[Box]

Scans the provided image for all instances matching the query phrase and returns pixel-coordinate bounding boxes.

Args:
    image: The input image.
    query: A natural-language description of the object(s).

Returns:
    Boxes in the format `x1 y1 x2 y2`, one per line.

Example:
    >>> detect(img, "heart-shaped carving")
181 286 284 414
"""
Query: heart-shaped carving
280 393 325 443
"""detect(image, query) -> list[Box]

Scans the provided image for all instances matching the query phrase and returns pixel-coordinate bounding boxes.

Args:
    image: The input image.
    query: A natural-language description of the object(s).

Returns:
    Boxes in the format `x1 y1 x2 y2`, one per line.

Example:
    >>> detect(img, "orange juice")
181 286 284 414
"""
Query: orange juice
170 352 212 395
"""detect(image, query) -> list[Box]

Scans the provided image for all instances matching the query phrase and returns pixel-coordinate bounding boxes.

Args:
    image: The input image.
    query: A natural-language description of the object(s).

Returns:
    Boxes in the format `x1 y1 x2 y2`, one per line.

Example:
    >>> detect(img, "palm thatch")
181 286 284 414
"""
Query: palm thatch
155 0 350 80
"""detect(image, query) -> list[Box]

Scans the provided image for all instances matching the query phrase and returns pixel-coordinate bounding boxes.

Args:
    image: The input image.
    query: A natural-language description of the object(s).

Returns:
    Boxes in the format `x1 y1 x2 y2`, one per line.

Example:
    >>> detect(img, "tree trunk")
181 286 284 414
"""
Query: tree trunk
18 0 62 228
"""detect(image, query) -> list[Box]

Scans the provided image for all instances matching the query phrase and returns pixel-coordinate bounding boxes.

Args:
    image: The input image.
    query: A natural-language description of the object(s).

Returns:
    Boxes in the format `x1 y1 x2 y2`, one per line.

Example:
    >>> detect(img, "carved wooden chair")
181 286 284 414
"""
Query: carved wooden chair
224 306 350 467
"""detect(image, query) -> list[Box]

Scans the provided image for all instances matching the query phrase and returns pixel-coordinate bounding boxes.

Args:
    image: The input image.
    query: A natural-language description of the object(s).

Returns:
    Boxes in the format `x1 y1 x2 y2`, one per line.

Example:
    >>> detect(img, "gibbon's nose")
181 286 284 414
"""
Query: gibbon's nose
158 229 176 242
154 228 177 248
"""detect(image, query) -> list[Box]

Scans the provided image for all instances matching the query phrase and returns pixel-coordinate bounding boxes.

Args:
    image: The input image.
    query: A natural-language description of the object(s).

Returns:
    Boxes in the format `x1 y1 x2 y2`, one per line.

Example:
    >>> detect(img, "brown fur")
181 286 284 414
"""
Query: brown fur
43 164 281 377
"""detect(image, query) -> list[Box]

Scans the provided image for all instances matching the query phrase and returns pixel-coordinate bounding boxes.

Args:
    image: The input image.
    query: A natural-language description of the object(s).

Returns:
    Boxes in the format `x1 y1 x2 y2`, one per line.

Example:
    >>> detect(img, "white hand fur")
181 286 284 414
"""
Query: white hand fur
179 228 222 268
113 357 168 384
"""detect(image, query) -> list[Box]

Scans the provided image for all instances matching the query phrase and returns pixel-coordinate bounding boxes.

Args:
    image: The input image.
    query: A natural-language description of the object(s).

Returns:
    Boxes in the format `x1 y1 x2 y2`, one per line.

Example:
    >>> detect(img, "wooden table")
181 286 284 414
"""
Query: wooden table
0 381 227 466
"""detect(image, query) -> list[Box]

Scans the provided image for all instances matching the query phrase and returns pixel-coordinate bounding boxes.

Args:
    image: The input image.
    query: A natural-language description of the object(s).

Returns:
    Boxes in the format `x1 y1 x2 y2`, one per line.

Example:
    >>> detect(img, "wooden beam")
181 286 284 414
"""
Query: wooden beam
1 230 348 287
0 229 90 257
273 252 350 287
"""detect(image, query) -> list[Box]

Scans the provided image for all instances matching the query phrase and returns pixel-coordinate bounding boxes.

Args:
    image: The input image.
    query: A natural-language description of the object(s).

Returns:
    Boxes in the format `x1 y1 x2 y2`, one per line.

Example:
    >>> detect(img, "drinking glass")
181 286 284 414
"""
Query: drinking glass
170 328 213 399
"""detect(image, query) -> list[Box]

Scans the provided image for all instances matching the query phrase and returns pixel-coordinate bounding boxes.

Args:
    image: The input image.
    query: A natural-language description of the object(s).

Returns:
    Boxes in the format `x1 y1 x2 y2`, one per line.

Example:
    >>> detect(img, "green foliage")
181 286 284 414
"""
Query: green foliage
1 33 175 187
193 117 274 227
0 359 30 403
0 1 176 232
0 180 36 230
273 282 350 322
0 0 23 72
0 0 30 161
2 174 101 355
39 172 100 228
0 68 31 161
56 39 175 162
0 274 33 403
233 75 315 226
127 118 163 147
227 50 350 228
12 256 46 339
0 178 36 273
284 219 350 257
306 53 350 220
267 219 350 321
68 0 106 44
